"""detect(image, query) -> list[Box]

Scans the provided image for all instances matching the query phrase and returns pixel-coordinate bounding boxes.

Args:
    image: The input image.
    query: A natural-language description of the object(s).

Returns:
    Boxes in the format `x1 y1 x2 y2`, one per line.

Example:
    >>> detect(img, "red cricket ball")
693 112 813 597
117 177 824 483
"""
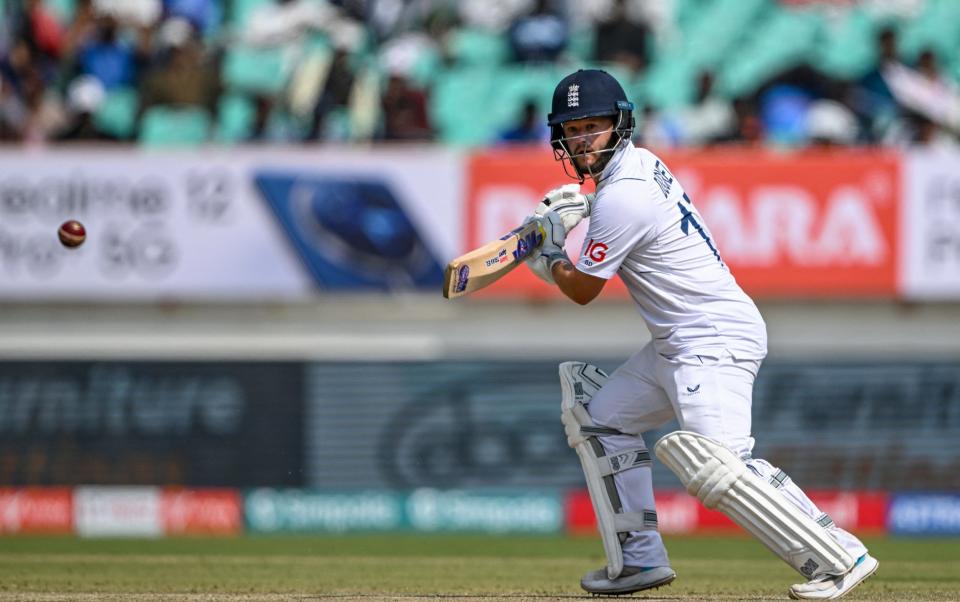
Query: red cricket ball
58 220 86 248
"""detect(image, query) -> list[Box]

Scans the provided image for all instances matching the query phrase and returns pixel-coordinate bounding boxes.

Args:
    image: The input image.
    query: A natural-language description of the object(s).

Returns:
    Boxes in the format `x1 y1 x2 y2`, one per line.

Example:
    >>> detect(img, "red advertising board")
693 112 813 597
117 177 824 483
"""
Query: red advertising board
565 489 889 535
467 148 900 298
0 488 73 534
161 489 242 536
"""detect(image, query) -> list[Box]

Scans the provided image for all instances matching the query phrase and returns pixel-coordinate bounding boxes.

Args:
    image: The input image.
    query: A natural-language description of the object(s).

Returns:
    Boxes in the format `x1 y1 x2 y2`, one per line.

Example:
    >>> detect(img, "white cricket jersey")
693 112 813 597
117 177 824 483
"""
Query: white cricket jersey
577 142 767 360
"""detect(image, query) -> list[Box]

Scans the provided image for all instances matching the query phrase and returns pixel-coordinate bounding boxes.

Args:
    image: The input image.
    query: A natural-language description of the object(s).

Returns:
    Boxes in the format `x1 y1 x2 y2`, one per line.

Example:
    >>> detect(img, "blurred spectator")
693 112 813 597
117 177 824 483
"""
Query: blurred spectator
507 0 568 63
307 46 355 139
679 71 736 146
62 0 98 58
92 0 162 29
594 0 649 74
366 0 450 42
806 99 859 147
881 50 960 145
910 112 958 149
911 48 959 100
77 15 138 89
759 84 811 146
24 0 65 61
164 0 221 37
20 67 67 144
246 95 276 142
638 72 736 148
54 74 117 141
851 26 904 142
380 73 432 141
497 99 549 144
730 97 764 146
243 0 339 48
138 18 219 115
0 35 66 143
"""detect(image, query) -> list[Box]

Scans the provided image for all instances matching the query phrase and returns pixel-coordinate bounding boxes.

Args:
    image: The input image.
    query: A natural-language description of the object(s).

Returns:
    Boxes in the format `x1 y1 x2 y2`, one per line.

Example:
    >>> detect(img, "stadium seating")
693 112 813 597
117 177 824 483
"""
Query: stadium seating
223 46 288 95
45 0 950 147
215 92 255 143
95 87 139 140
138 105 212 146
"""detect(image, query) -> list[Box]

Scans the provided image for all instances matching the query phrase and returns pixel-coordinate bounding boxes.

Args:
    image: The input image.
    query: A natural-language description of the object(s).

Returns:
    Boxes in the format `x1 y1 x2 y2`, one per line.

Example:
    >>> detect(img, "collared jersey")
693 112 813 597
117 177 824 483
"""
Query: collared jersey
576 143 767 359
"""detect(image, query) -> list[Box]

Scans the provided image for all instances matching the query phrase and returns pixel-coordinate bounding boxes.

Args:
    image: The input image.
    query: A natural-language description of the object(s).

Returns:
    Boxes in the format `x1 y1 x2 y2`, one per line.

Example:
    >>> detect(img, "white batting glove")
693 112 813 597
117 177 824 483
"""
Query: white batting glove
535 184 591 234
523 210 568 284
527 254 555 284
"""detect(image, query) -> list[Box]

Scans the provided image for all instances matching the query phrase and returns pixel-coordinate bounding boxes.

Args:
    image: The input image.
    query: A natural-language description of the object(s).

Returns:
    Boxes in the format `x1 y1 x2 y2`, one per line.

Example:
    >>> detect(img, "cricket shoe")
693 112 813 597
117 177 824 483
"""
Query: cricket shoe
788 554 878 600
581 565 676 596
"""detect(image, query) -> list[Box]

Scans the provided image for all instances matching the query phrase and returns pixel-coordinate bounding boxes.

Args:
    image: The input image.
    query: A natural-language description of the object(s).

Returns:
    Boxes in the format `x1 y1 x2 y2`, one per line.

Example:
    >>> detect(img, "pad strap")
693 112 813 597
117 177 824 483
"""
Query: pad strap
597 448 651 477
614 510 659 533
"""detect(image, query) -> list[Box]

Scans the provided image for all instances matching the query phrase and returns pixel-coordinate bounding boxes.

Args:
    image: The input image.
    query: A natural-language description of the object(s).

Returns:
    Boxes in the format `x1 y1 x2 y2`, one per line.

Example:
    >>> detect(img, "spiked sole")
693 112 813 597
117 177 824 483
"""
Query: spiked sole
585 572 677 596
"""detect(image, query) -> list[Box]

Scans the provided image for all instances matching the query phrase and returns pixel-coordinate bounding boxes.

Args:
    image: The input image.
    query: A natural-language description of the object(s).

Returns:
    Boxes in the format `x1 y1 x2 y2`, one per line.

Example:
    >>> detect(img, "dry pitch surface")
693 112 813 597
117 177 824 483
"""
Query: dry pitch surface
0 534 957 601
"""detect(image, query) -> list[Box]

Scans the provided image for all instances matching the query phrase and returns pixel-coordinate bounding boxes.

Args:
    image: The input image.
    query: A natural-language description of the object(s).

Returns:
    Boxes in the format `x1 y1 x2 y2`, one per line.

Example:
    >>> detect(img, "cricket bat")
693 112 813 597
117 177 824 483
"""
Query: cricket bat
442 221 544 299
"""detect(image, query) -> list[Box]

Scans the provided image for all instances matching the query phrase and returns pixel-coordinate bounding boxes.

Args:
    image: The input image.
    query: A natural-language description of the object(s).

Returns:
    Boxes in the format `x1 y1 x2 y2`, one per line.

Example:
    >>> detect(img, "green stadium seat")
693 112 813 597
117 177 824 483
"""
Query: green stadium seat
637 0 766 108
138 106 212 147
486 66 558 135
897 0 960 63
567 27 595 63
215 93 255 143
719 6 821 99
447 28 510 66
430 67 497 145
94 87 138 139
229 0 272 27
682 0 768 71
815 7 877 79
223 46 288 95
640 56 697 109
321 106 352 140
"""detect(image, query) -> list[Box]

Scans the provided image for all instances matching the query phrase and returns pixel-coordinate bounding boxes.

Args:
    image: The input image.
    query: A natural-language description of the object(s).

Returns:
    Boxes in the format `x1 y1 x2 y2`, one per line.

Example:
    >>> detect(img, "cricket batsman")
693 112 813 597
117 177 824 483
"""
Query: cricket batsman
524 69 878 599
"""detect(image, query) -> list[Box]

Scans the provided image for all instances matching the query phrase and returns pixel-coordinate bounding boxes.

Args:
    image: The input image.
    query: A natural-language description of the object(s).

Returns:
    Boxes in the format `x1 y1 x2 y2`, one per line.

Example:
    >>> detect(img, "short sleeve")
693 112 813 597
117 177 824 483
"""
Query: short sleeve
576 180 657 279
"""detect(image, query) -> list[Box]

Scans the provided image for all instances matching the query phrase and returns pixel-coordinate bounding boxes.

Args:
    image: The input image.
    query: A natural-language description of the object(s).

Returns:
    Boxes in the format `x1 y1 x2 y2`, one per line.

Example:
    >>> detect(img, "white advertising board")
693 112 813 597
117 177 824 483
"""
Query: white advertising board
74 486 162 537
0 147 462 300
901 150 960 300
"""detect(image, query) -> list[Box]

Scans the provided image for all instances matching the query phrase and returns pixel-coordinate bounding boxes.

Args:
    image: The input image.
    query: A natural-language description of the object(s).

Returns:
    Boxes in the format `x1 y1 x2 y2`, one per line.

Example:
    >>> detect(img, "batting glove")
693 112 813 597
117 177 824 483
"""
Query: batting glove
527 254 556 285
535 184 591 233
525 209 568 275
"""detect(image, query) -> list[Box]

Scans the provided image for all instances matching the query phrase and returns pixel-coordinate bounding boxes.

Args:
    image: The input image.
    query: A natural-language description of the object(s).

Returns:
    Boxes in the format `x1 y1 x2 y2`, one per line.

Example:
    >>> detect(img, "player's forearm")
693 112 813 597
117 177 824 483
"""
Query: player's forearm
551 259 603 305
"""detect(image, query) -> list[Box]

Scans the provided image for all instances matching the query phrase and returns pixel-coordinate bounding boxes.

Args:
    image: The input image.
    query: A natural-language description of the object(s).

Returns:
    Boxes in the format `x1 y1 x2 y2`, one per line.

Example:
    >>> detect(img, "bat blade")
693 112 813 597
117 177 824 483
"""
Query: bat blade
442 221 544 299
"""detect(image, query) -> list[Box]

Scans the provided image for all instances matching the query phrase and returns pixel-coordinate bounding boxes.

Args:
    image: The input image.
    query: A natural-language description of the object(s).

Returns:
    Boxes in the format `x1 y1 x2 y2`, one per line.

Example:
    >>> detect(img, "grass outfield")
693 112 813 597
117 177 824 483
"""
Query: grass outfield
0 534 958 601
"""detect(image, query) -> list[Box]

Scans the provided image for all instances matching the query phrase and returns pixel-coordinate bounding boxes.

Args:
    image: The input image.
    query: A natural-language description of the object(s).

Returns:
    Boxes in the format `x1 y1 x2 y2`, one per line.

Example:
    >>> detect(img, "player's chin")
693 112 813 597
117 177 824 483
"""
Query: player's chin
571 156 592 171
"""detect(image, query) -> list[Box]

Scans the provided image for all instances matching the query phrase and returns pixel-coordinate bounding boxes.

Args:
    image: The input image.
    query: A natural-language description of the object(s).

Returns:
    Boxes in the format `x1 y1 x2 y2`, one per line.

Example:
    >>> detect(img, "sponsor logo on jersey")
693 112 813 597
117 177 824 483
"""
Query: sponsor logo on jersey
584 239 609 264
685 384 701 394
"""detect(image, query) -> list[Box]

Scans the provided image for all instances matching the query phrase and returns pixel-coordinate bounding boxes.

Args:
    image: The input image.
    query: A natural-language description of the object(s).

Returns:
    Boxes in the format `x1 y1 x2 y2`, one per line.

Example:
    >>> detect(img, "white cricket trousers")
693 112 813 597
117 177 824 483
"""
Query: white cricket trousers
586 342 868 568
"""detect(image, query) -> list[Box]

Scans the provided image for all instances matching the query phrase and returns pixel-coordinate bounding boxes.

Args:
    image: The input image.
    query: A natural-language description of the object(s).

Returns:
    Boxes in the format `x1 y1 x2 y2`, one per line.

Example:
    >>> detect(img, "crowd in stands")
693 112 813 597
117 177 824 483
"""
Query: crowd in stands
0 0 957 148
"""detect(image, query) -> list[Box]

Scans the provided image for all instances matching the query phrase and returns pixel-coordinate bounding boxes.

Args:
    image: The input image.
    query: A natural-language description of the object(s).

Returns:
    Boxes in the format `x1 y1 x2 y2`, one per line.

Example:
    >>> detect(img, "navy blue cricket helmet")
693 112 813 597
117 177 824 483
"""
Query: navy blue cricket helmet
547 69 635 180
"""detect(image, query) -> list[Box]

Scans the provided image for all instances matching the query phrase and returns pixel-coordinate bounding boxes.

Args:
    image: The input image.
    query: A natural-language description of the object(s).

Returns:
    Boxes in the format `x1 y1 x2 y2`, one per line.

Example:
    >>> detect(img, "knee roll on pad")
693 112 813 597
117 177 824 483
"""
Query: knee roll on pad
559 361 657 580
654 431 855 579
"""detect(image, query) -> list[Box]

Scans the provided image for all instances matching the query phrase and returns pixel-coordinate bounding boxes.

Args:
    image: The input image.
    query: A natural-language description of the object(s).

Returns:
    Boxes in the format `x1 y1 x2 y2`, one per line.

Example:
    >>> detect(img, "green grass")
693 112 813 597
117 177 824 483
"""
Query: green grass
0 535 958 600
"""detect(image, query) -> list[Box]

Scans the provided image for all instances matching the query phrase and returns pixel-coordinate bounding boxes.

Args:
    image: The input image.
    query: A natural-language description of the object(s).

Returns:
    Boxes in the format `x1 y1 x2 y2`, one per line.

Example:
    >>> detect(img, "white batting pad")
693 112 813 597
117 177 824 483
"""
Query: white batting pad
654 431 854 579
560 361 657 580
